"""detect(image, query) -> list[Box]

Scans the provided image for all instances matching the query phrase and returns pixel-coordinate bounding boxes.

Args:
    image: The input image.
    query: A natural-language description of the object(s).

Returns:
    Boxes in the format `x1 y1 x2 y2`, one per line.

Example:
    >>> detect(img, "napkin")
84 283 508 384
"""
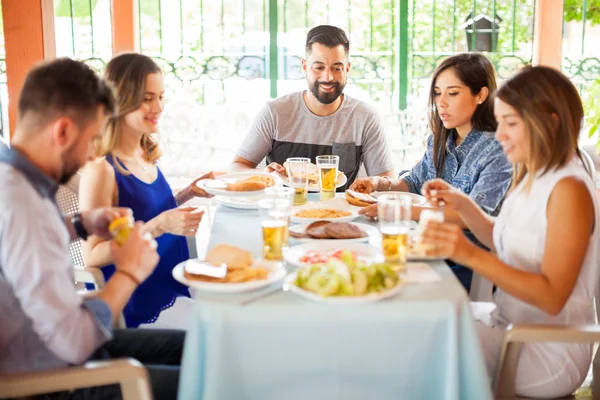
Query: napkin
403 262 442 283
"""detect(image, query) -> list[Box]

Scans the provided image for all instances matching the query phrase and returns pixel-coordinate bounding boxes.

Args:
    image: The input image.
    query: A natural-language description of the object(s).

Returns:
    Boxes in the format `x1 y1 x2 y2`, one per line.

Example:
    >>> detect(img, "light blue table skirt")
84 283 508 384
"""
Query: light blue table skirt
178 196 492 400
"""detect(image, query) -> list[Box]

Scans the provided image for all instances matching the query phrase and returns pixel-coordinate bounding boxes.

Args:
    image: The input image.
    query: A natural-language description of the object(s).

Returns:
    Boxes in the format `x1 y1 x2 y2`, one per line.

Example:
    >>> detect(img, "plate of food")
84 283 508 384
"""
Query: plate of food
196 171 278 197
372 191 428 206
282 161 347 192
346 190 428 208
290 198 360 223
284 242 384 269
215 194 265 210
289 221 378 244
172 244 286 293
285 249 402 304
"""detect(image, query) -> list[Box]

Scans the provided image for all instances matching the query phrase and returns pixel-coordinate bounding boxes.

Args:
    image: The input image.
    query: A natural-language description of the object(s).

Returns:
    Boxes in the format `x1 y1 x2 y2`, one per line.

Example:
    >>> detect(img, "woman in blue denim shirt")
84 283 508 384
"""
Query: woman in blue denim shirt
350 53 512 291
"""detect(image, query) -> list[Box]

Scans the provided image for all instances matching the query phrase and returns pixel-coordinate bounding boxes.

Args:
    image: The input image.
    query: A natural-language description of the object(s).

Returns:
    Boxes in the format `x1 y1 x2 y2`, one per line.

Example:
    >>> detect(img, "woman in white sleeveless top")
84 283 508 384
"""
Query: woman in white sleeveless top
419 66 599 398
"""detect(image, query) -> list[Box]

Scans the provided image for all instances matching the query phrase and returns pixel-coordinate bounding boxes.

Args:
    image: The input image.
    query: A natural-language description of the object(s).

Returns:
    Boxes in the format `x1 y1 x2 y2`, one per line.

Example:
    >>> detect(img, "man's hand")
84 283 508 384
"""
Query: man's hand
81 207 133 238
265 162 286 175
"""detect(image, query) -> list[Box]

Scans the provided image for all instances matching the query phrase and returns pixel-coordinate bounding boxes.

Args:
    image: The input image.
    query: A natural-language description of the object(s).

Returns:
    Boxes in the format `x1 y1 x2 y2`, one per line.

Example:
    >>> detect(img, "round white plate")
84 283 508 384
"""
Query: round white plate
284 241 384 268
284 272 402 304
172 259 287 294
289 222 379 244
196 171 279 198
283 173 347 192
372 191 428 206
407 252 443 261
290 200 360 224
215 195 265 210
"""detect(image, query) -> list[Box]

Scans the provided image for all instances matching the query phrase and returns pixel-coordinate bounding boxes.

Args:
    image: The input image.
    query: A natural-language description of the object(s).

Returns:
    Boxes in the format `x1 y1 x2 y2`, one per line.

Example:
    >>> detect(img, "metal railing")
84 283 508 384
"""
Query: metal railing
0 1 598 138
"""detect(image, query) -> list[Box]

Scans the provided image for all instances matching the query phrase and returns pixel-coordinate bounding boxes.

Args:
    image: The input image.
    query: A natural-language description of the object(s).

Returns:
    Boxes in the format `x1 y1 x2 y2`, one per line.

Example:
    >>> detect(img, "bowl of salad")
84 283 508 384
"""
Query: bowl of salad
285 249 402 304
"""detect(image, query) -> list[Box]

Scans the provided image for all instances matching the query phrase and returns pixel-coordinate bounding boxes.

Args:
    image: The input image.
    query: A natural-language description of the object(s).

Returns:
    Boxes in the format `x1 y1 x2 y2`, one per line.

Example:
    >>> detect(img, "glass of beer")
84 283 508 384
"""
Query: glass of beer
316 155 339 201
257 198 291 261
377 194 412 272
285 157 310 205
264 186 294 247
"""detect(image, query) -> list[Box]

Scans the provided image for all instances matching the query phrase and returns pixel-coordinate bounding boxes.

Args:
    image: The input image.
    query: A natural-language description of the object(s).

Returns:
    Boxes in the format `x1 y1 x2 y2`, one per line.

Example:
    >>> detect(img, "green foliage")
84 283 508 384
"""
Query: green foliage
584 79 600 150
55 0 99 19
564 0 600 25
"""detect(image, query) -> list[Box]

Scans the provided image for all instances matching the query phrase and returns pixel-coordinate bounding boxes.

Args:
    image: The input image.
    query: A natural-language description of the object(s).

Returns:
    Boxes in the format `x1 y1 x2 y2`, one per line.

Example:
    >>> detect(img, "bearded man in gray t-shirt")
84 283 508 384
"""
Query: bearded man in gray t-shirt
231 25 395 190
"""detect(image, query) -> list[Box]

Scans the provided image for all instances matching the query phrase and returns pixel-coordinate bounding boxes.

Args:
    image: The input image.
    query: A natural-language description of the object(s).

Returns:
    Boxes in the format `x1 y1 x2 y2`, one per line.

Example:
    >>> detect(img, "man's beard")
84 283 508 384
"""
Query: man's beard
309 79 345 105
58 146 82 185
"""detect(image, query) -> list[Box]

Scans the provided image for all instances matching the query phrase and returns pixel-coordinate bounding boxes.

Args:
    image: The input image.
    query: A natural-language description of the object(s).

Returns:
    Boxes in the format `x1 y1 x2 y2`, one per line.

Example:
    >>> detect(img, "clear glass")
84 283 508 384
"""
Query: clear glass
285 157 310 205
377 193 413 271
257 198 291 261
316 155 339 201
263 186 294 247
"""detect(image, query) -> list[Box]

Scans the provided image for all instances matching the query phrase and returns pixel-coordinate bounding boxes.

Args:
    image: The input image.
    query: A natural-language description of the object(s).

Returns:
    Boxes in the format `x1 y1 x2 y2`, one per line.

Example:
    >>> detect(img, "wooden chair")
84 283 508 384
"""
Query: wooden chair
0 358 152 400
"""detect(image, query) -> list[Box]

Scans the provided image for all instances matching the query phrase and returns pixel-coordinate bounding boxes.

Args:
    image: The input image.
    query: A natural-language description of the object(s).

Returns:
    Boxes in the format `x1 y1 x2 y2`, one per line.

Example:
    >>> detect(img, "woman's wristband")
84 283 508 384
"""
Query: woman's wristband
115 269 141 286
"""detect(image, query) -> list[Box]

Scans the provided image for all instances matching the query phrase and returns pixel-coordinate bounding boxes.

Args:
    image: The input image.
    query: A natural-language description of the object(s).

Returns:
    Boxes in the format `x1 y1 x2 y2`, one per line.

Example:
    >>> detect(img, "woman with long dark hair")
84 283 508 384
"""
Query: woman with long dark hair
350 53 512 290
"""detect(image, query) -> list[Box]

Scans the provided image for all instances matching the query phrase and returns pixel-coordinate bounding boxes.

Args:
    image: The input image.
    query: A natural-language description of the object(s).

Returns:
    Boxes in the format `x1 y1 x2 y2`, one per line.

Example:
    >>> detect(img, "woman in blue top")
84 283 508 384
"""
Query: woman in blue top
79 53 213 328
350 53 512 291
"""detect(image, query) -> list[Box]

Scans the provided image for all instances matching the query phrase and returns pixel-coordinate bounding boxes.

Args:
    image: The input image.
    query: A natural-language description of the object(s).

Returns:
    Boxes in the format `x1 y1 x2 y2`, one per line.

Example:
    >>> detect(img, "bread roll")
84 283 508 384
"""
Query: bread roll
345 189 378 207
226 180 267 192
205 243 253 269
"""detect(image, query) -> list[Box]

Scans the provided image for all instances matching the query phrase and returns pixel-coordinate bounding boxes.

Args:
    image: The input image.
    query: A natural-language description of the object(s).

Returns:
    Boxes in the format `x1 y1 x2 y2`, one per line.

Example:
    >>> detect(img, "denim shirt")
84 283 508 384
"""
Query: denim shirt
404 129 512 215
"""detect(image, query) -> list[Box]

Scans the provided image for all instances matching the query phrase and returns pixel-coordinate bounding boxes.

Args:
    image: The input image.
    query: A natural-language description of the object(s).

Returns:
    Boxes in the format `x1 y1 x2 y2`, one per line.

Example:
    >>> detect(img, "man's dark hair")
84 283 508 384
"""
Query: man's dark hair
305 25 350 55
18 57 116 128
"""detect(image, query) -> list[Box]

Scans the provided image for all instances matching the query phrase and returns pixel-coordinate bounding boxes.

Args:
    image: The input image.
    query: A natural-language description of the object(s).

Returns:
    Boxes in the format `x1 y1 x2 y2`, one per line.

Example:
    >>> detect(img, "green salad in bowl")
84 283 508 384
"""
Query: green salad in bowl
294 250 400 297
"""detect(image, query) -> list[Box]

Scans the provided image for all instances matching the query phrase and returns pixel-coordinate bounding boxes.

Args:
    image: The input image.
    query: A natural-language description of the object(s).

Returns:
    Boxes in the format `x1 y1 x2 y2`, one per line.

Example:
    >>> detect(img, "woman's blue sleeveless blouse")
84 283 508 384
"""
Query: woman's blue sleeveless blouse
102 155 190 327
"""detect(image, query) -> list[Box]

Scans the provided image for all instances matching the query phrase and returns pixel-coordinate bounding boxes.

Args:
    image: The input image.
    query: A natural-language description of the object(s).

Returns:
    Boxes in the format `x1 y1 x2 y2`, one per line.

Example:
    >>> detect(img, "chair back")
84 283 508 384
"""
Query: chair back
55 175 85 268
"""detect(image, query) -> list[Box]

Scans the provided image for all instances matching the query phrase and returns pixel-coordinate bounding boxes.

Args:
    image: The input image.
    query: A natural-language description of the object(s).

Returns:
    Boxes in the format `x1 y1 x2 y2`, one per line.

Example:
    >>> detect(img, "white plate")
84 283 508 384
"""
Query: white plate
407 253 444 261
372 191 428 206
215 195 265 210
172 259 287 294
196 171 279 198
284 272 402 304
290 197 361 224
289 222 379 244
284 241 384 268
283 173 348 192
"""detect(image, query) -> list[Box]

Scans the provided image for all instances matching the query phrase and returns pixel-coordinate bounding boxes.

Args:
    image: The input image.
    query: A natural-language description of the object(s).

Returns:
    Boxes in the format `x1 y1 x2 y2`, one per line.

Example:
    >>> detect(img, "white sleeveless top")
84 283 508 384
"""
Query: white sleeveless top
492 157 599 328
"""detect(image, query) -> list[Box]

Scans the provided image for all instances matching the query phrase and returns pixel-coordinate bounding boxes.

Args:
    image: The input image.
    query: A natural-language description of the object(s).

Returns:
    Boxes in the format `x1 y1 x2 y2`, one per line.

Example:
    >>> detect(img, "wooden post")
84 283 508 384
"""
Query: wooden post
1 0 56 139
111 0 139 55
532 0 564 69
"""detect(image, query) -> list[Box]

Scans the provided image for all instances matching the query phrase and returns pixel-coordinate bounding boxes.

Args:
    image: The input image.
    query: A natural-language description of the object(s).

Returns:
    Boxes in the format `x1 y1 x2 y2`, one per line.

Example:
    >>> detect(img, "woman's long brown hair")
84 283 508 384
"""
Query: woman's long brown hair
98 53 163 173
428 53 498 177
495 66 584 191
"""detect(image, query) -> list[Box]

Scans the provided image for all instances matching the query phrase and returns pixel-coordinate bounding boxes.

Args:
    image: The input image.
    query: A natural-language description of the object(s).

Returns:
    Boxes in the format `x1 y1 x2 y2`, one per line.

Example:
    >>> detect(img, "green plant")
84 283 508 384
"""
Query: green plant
584 79 600 152
564 0 600 25
55 0 99 19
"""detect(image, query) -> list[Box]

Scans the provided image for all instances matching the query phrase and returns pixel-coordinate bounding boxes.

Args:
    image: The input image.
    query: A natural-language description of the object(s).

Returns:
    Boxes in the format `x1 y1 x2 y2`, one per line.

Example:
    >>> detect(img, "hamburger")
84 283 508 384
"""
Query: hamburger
345 189 378 207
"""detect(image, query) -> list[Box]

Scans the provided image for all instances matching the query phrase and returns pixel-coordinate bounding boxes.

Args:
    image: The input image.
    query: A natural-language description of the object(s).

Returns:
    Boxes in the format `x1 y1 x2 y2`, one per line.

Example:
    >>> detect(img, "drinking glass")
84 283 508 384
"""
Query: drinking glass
285 157 310 205
377 193 413 271
257 198 291 261
316 155 339 201
264 186 294 247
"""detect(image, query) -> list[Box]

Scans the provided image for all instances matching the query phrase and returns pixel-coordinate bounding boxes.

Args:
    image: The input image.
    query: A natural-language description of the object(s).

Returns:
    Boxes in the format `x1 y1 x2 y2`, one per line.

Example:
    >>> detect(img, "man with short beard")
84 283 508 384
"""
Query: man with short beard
231 25 395 189
0 58 184 400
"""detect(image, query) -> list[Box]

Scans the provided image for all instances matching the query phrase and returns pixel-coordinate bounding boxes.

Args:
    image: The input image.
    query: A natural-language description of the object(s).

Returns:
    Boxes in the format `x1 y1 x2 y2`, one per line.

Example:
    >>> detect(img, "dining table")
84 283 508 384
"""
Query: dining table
178 193 493 400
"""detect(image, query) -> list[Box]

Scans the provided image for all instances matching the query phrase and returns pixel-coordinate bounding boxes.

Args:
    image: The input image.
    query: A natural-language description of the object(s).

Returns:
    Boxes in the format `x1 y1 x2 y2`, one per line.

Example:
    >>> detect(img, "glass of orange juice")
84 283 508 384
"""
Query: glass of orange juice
377 194 412 272
257 198 291 261
316 155 339 201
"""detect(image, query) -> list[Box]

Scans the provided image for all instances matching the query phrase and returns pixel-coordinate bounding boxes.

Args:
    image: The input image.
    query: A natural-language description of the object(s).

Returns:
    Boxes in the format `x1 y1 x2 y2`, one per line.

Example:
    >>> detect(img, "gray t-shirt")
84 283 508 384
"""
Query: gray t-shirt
236 91 394 189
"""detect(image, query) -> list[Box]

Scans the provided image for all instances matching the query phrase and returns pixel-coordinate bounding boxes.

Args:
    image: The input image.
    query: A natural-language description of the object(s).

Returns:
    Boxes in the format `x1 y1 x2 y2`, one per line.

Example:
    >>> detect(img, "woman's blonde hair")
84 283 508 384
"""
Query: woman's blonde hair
98 53 163 172
495 66 584 190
